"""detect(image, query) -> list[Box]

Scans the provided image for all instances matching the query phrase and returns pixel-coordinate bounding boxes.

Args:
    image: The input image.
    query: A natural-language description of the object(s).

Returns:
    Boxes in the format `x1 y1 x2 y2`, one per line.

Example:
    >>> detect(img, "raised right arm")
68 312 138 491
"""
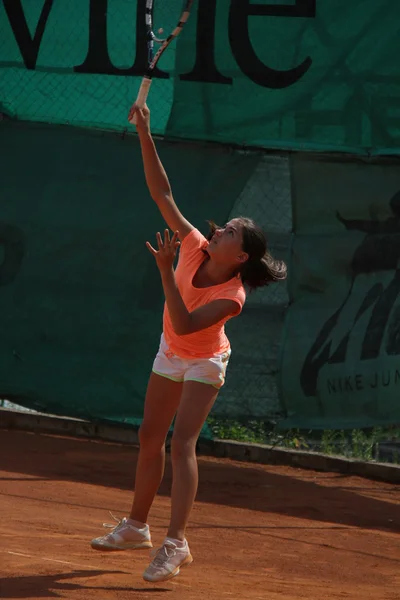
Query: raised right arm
131 104 194 241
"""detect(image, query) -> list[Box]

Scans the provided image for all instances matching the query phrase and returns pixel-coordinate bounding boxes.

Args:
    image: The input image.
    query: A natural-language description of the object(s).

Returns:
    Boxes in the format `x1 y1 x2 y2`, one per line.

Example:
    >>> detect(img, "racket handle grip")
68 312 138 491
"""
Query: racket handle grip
129 78 152 125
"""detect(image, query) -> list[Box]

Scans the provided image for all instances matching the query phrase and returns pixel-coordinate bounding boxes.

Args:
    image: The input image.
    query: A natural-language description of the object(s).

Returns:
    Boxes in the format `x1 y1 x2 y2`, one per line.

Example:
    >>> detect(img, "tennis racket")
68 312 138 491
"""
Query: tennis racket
129 0 194 125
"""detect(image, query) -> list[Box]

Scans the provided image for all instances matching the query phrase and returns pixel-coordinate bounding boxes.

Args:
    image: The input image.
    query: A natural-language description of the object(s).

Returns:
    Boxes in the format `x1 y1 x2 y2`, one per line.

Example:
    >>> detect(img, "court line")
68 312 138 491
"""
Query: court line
4 550 104 570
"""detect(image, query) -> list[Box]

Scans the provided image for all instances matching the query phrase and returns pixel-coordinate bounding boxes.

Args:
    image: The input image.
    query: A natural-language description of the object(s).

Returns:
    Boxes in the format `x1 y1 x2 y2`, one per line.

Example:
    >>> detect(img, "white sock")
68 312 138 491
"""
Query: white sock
165 536 187 549
127 518 148 531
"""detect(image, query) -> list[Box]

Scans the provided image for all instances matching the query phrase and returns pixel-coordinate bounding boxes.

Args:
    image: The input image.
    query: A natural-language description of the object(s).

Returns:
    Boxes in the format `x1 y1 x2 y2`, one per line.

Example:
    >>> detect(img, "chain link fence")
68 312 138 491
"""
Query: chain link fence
1 0 293 425
216 153 292 421
0 0 176 132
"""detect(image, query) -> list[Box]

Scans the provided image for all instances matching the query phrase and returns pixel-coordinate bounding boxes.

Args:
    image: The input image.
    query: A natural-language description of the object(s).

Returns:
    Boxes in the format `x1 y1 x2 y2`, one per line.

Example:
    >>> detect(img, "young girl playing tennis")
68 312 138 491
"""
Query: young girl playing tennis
90 104 287 583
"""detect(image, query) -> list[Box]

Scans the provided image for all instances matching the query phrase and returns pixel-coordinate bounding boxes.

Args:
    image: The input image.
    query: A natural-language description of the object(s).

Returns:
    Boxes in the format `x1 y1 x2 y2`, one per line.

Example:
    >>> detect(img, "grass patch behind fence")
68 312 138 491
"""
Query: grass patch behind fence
2 400 399 464
207 417 400 464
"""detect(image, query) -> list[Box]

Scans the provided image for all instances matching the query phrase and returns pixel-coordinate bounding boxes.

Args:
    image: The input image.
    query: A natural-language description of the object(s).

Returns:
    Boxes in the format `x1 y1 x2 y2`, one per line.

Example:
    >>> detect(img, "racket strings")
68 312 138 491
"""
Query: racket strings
147 0 193 51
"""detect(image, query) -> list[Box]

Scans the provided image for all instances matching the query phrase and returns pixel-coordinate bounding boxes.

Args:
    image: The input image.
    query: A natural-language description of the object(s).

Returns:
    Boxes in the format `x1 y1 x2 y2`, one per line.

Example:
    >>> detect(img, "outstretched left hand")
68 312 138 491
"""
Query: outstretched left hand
146 229 180 274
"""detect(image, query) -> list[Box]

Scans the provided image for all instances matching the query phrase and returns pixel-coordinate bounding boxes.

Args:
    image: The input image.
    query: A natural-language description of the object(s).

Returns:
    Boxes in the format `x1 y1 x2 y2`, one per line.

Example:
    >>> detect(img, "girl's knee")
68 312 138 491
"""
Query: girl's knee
138 423 166 454
170 435 197 461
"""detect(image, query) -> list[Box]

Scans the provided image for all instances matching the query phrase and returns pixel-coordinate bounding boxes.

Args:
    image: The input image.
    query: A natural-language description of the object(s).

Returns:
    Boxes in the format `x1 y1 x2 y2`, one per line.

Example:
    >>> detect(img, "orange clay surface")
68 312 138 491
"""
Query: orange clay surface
0 429 399 599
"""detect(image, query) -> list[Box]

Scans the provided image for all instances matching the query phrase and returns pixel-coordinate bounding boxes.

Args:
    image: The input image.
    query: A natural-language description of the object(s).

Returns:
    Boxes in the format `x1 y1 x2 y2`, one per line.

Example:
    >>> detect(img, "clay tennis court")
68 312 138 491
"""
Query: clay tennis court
1 429 399 599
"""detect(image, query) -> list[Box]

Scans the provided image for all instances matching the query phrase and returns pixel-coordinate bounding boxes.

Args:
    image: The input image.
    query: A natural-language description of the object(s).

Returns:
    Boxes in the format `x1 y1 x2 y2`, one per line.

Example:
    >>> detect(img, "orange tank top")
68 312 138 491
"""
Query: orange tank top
162 228 246 358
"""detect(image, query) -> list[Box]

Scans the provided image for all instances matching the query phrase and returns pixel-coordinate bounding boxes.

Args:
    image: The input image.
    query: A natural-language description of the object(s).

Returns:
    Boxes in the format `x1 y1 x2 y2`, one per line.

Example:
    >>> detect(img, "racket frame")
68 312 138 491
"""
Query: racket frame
129 0 194 124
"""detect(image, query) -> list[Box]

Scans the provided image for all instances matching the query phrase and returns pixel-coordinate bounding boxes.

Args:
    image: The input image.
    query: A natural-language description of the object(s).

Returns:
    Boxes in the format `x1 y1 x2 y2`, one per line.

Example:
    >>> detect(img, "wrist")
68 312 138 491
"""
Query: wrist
160 267 174 280
138 128 152 140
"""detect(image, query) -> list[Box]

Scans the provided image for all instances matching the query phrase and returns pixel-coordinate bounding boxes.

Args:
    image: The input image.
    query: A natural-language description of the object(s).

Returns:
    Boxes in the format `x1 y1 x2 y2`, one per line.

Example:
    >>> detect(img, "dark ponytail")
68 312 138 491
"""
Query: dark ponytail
240 216 287 290
240 252 287 291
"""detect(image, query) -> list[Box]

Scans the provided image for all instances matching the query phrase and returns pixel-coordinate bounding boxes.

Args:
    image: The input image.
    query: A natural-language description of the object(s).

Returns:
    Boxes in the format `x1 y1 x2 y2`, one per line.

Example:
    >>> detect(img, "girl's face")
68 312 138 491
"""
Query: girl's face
206 219 248 266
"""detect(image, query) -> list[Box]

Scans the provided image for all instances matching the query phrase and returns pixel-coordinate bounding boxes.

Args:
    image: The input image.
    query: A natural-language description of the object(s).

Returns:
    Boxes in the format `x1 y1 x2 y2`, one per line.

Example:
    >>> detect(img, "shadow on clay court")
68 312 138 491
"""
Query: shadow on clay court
0 570 171 598
0 430 399 535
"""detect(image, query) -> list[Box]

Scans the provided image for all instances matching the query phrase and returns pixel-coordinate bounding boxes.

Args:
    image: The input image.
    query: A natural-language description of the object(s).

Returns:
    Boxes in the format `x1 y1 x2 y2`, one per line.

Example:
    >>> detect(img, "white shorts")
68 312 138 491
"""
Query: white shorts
152 334 231 389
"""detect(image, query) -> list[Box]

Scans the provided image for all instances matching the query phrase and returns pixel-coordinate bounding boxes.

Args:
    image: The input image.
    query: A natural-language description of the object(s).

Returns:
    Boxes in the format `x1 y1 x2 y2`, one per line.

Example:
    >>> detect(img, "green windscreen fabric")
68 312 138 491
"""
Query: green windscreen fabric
2 120 400 431
0 120 263 425
1 0 400 154
3 1 400 431
280 156 400 429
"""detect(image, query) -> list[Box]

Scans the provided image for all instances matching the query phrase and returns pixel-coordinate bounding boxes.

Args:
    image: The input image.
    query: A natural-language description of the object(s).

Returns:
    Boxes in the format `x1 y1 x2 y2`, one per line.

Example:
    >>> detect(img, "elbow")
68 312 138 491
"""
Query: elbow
172 317 193 336
172 324 191 336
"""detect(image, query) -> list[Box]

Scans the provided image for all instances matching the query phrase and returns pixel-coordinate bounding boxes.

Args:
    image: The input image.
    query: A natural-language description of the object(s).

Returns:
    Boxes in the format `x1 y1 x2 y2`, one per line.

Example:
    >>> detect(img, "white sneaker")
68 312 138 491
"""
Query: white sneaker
91 513 152 551
143 539 193 583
